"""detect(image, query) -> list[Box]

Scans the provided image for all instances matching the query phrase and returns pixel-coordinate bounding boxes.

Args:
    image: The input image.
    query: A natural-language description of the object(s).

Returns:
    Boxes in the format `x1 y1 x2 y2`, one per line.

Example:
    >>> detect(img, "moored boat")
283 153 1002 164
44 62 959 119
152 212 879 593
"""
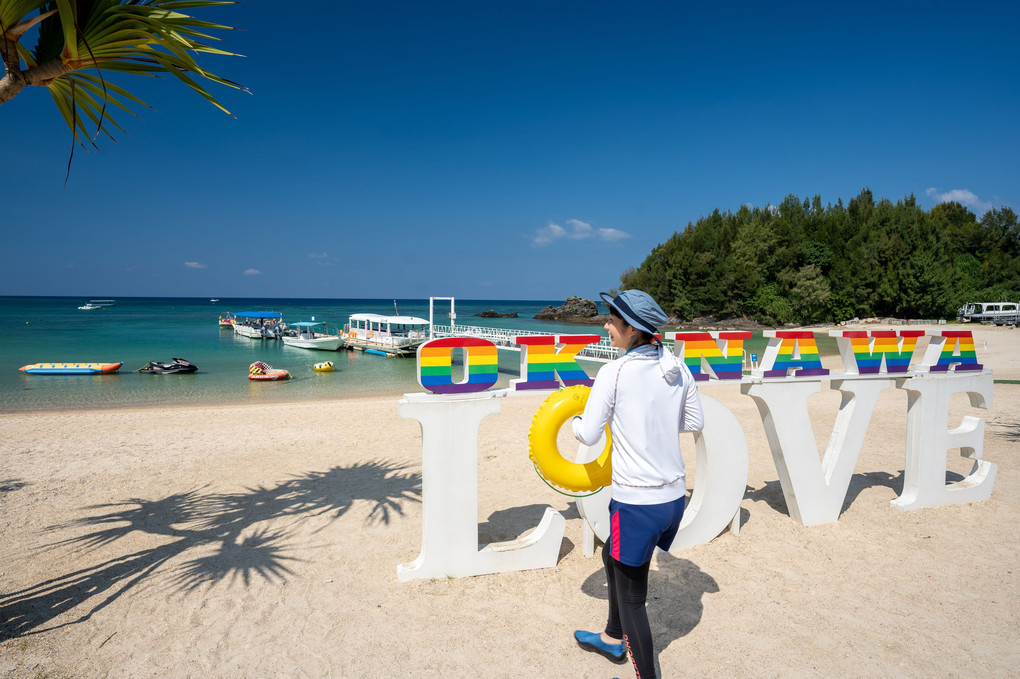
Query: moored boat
78 299 116 310
20 362 123 374
232 311 286 339
218 312 235 328
282 321 344 351
344 313 430 356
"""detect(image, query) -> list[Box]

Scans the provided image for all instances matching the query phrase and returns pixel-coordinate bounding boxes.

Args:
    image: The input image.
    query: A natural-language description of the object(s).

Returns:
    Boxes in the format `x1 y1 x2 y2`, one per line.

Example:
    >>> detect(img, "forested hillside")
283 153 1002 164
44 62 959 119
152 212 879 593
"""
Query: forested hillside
620 189 1020 325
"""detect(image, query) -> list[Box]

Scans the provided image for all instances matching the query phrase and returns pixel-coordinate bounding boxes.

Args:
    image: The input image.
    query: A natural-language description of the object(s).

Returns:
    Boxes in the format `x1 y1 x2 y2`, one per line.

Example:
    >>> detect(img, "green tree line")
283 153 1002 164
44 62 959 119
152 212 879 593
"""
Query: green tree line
620 189 1020 325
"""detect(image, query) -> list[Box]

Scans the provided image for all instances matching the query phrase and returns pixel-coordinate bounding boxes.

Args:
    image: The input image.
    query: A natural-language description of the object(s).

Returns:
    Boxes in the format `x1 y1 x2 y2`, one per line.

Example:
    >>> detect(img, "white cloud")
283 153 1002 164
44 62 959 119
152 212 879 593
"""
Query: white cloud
308 252 328 259
184 261 206 269
925 187 993 214
243 268 262 276
598 227 630 241
531 218 631 246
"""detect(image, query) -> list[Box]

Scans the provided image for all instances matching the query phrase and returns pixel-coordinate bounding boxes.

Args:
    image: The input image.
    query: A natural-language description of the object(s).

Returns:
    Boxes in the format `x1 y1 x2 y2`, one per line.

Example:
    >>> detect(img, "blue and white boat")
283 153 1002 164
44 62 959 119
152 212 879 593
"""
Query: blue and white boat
232 311 286 339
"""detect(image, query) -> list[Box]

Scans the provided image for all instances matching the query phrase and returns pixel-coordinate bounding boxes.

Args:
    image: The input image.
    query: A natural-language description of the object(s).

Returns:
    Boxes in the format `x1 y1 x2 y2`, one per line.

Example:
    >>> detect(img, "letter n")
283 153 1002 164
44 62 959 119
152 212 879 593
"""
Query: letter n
668 331 750 381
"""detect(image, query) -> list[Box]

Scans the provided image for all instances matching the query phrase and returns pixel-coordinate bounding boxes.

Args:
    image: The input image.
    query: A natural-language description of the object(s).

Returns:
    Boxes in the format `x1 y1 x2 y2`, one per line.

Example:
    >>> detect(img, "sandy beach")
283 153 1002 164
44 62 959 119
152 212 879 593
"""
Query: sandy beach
1 324 1018 678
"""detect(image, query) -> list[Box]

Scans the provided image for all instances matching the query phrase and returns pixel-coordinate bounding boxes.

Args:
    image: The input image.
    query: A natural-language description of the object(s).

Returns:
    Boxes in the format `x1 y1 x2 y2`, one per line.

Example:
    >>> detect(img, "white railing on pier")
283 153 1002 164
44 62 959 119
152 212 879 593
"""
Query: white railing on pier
430 324 622 362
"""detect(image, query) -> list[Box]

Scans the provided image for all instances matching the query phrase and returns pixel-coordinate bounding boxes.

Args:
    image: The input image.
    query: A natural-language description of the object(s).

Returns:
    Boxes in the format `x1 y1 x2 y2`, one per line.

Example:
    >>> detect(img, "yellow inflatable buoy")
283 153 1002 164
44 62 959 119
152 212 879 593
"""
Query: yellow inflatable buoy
528 385 612 492
314 361 334 372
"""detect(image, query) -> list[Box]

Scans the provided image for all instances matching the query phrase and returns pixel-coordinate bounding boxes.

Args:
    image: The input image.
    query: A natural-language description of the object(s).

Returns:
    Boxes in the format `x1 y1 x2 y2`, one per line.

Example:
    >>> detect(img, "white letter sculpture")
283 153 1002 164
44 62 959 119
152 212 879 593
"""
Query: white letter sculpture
741 377 892 526
397 390 566 581
892 371 996 510
577 393 749 553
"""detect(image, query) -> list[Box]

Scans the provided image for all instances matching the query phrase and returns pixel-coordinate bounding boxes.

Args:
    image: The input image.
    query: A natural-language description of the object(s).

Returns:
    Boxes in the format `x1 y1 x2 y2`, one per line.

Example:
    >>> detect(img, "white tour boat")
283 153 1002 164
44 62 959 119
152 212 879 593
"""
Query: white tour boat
283 321 344 351
344 313 430 356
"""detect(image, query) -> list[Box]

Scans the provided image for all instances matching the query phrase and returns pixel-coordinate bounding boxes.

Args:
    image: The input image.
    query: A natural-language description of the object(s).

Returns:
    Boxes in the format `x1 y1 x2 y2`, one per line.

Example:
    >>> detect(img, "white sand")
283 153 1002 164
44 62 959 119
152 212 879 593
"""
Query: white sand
1 325 1017 678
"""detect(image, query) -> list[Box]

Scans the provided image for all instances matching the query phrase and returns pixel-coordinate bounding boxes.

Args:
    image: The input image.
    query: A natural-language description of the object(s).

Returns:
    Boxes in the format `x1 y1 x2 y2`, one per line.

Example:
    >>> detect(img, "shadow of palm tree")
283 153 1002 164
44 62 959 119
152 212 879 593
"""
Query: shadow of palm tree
0 479 27 494
0 459 420 641
991 418 1020 442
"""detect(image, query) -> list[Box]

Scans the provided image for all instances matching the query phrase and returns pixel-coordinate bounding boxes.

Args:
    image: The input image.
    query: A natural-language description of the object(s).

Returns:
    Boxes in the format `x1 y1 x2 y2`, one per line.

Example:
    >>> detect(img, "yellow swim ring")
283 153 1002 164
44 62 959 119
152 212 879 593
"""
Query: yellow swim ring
314 361 334 372
528 385 612 492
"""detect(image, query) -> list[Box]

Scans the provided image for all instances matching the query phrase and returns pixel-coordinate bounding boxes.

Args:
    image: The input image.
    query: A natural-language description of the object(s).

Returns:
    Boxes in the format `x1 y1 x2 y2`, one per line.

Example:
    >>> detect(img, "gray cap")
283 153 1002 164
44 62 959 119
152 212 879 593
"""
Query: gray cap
599 290 668 336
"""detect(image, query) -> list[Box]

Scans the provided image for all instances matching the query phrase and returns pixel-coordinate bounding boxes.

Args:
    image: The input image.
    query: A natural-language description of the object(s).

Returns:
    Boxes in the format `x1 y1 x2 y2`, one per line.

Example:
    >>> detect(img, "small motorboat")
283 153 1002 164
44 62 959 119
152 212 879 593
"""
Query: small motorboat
282 321 344 351
248 361 290 381
137 358 199 375
20 362 123 374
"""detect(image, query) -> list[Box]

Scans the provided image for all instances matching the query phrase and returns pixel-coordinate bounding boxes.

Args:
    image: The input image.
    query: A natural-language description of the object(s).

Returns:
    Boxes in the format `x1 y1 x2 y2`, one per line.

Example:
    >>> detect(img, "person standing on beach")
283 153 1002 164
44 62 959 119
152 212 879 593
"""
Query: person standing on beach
571 290 704 678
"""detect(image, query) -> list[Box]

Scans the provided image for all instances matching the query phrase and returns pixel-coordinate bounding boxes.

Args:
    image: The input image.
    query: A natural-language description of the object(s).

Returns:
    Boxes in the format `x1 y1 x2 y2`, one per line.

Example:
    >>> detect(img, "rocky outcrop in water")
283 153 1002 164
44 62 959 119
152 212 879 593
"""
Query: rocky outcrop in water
474 310 519 318
534 296 605 324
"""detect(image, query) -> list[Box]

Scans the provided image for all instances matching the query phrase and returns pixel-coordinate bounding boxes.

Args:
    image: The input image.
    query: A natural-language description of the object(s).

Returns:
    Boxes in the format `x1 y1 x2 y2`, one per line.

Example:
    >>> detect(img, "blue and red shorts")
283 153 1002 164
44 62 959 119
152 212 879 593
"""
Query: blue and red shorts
607 496 686 566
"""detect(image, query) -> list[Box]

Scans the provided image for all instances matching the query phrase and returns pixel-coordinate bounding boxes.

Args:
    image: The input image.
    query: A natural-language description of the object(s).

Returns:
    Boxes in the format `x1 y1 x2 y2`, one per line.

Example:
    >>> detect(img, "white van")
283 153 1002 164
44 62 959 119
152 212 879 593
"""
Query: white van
957 302 1019 325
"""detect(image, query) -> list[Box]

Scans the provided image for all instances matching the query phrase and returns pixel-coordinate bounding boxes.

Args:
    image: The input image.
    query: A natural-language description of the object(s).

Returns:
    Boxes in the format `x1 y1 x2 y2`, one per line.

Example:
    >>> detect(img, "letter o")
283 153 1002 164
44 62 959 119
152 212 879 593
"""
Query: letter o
576 393 749 551
417 337 499 394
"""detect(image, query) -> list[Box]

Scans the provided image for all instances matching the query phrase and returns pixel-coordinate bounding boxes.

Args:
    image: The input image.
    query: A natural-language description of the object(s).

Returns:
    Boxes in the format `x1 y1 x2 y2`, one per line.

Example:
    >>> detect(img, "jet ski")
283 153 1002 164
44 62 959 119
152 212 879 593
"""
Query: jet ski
137 357 199 374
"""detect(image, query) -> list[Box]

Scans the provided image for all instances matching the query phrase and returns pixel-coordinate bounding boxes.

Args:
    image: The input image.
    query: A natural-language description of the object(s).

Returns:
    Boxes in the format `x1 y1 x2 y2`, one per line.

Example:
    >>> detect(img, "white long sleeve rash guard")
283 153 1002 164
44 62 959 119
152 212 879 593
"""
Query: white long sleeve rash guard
572 342 704 505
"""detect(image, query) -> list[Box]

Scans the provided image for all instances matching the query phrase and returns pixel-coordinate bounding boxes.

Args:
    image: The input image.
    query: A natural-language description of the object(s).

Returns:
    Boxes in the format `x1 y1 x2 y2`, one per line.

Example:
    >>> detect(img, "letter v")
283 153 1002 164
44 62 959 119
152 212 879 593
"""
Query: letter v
741 378 891 526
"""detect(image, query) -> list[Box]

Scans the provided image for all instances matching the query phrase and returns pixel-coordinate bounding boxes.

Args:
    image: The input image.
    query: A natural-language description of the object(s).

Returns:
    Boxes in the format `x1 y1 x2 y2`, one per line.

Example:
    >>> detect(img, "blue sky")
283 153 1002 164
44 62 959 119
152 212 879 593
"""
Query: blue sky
2 1 1017 301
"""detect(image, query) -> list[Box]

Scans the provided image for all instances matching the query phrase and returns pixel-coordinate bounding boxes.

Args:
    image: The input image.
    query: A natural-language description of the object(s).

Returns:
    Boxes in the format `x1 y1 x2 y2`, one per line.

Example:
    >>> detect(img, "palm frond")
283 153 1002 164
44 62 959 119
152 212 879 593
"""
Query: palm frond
6 0 245 148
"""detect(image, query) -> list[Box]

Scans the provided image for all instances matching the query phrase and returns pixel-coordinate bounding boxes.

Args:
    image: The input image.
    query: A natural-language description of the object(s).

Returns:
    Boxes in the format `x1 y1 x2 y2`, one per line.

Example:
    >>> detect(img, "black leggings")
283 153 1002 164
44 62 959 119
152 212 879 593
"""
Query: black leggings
603 543 655 678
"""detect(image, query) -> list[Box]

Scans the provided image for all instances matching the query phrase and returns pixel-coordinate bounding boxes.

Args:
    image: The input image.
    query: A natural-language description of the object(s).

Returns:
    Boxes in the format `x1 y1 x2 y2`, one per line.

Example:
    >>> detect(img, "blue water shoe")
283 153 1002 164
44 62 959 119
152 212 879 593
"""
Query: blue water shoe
573 630 626 664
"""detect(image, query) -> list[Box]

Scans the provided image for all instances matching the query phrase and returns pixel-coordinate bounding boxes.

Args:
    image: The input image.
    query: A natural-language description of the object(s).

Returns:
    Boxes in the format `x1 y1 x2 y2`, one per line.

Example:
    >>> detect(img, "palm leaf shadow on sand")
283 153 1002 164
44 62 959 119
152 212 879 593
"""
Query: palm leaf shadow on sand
991 418 1020 442
0 479 28 494
0 459 420 641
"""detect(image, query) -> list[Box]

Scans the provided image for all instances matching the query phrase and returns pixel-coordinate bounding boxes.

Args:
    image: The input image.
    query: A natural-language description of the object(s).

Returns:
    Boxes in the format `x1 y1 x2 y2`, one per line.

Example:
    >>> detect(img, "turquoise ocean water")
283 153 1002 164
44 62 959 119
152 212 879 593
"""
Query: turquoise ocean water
0 297 793 413
0 296 598 412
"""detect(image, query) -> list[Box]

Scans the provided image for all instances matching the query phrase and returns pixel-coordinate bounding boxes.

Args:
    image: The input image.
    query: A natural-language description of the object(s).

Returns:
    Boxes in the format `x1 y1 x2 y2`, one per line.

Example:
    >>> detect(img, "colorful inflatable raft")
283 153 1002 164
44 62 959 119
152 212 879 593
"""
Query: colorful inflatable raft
248 361 291 381
19 362 123 374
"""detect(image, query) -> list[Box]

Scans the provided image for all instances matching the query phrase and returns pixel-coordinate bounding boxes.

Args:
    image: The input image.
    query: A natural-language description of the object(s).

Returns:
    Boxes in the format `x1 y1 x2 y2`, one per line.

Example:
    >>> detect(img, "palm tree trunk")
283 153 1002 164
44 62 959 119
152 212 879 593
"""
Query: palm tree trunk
0 34 26 104
0 54 70 105
1 7 62 103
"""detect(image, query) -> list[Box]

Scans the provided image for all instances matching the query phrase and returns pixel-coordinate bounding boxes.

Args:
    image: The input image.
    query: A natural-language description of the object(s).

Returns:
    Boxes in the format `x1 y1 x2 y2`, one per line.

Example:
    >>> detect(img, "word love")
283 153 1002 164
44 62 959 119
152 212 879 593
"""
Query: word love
397 330 996 581
415 330 983 394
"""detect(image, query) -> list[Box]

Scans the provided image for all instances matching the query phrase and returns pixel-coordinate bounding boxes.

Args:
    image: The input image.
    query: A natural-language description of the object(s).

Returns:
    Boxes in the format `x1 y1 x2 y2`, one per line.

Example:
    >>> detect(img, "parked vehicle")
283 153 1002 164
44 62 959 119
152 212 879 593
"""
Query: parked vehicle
957 302 1019 325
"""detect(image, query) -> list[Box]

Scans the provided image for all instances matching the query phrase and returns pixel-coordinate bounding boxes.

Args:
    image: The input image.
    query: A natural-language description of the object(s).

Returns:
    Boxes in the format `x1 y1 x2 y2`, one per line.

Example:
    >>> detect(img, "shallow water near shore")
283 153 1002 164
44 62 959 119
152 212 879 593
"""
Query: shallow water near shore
0 296 803 413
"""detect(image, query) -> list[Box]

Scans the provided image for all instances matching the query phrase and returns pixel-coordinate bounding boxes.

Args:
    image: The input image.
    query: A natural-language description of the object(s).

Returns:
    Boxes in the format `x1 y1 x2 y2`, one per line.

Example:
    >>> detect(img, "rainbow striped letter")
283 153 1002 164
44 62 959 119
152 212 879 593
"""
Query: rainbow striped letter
667 331 751 381
513 335 599 390
755 331 829 378
829 330 925 374
919 330 983 372
417 337 499 394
